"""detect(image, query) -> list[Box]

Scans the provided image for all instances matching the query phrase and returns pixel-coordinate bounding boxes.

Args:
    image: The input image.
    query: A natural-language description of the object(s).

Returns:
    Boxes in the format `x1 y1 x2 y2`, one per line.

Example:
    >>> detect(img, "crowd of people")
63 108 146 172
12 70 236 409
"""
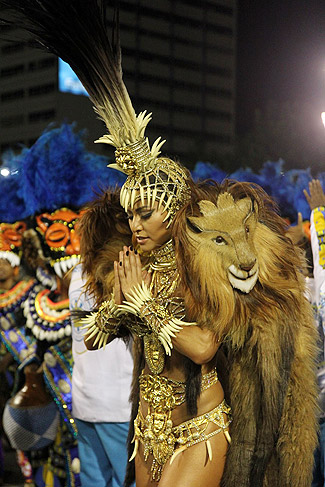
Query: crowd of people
0 1 324 486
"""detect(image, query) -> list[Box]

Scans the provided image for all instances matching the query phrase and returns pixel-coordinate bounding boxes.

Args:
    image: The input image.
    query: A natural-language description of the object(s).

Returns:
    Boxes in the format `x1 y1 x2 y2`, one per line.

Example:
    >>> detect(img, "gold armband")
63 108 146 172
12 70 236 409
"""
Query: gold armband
80 296 123 349
118 282 196 355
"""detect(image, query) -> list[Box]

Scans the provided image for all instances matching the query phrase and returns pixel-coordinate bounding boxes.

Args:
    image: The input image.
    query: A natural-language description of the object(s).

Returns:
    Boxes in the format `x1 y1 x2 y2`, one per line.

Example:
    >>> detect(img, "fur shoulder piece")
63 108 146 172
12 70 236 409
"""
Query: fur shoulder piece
79 187 131 305
173 180 318 487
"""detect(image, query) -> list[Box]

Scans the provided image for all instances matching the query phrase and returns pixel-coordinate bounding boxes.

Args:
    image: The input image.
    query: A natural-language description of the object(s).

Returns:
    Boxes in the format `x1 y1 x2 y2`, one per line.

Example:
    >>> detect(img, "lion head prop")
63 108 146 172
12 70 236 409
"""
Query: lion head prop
173 180 318 487
186 194 259 294
174 181 308 343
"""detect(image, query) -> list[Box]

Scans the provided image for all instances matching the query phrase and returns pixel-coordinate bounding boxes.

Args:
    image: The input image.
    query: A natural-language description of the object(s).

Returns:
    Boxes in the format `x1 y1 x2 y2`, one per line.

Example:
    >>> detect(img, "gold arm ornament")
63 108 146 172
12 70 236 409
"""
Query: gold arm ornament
80 296 124 349
118 282 196 355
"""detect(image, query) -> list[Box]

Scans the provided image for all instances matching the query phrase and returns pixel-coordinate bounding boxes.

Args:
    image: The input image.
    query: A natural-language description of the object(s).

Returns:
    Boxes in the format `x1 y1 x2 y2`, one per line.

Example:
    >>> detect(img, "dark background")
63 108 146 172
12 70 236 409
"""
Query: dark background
235 0 325 172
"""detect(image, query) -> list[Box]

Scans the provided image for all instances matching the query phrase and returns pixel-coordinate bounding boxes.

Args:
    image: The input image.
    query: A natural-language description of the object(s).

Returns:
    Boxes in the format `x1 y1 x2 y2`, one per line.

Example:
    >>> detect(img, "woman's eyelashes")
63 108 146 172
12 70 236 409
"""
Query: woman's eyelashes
141 211 153 220
127 210 153 221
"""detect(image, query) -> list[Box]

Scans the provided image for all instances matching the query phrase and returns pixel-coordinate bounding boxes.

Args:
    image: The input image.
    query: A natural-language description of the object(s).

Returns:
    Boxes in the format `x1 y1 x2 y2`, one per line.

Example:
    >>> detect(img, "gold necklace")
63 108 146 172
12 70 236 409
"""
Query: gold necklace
149 239 179 299
145 240 179 374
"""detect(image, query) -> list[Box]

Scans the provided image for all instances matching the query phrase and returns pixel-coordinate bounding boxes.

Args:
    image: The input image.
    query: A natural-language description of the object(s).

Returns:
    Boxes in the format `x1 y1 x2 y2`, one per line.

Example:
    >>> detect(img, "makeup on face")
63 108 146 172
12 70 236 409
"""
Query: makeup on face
127 201 171 251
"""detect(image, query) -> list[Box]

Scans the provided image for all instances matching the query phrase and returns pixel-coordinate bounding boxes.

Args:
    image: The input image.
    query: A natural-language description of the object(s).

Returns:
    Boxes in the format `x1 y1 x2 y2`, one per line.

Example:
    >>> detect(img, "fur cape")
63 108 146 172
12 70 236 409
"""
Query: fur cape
172 180 318 487
78 187 132 306
78 182 317 487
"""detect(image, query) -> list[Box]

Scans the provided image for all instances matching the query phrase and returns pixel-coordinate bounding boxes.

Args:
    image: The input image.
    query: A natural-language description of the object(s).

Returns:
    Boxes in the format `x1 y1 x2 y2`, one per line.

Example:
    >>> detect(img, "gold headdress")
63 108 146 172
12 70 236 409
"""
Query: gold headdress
94 81 191 224
0 0 191 224
100 126 191 225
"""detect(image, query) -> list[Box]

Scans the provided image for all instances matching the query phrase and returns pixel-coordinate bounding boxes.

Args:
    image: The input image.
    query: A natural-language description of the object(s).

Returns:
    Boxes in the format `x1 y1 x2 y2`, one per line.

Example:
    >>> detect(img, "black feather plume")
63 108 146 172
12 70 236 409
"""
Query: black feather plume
0 0 138 144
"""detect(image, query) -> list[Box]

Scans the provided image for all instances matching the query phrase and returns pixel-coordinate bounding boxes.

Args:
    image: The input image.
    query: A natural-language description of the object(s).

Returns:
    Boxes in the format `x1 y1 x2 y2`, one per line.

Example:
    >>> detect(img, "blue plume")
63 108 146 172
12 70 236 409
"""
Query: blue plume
191 158 321 224
230 167 265 187
0 150 26 222
17 123 124 215
192 161 228 182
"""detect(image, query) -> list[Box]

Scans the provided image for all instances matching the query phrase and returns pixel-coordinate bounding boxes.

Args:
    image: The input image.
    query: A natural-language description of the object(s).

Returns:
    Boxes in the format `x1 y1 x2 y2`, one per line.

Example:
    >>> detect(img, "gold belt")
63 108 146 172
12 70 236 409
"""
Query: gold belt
130 369 231 481
173 399 231 448
139 367 219 407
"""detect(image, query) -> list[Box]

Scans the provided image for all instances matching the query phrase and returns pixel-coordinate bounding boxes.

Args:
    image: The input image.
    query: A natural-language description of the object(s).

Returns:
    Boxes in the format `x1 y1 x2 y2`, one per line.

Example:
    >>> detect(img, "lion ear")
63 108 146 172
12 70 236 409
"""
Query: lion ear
197 200 217 216
237 197 252 214
187 200 217 231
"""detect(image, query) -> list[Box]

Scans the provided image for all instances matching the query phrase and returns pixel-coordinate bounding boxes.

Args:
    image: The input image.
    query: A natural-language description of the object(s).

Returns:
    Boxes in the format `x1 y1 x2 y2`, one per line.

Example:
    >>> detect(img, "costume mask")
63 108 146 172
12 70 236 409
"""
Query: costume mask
36 208 85 277
0 221 26 267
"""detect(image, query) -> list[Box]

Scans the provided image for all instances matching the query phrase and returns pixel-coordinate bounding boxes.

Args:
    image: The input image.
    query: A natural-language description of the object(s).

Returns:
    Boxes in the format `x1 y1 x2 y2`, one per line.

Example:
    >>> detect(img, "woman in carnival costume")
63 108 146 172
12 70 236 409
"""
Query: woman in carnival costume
0 2 318 486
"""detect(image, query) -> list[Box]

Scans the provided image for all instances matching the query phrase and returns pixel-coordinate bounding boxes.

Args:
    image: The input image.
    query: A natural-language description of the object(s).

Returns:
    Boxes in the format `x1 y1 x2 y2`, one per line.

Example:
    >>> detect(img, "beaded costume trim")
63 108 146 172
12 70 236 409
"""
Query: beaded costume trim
0 279 36 319
43 338 77 438
24 286 71 342
1 327 36 364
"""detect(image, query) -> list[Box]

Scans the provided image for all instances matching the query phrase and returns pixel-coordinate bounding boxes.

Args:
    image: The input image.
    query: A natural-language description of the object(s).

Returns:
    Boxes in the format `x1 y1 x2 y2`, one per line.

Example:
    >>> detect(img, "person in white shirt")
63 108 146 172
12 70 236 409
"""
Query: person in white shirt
70 264 133 487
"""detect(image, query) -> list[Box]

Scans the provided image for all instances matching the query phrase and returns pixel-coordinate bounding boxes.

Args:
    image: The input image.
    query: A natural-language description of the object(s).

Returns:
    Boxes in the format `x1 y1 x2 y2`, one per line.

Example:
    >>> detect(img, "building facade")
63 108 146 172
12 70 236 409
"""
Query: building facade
0 0 237 166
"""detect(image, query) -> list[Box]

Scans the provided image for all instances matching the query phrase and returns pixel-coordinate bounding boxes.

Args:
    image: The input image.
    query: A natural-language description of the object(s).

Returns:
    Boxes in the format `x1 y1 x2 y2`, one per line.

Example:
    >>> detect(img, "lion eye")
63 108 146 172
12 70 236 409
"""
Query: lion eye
214 236 226 245
245 226 249 234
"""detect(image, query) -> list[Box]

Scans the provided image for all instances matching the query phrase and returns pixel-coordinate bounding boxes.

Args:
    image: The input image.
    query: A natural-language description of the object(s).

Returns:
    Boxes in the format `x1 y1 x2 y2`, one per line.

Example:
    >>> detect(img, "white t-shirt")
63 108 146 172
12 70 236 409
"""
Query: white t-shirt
69 264 133 422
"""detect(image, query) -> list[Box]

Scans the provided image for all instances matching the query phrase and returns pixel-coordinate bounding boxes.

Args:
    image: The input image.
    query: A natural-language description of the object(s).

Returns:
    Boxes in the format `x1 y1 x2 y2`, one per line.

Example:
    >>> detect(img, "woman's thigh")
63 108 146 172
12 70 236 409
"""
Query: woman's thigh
159 431 228 487
134 442 158 487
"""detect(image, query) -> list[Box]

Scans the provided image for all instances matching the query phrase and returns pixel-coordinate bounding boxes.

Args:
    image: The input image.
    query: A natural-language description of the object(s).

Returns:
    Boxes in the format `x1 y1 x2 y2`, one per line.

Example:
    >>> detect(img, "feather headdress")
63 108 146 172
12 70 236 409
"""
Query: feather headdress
17 122 123 213
0 0 191 220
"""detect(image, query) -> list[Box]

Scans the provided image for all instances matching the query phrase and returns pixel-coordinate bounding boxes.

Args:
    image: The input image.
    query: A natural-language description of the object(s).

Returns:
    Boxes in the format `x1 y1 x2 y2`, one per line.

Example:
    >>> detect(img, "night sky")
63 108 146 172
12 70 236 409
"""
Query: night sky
237 0 325 134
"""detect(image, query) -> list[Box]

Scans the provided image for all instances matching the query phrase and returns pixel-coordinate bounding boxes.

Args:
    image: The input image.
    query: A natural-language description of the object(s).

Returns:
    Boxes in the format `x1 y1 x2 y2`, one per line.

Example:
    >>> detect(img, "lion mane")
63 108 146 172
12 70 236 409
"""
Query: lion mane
79 187 132 305
173 180 318 487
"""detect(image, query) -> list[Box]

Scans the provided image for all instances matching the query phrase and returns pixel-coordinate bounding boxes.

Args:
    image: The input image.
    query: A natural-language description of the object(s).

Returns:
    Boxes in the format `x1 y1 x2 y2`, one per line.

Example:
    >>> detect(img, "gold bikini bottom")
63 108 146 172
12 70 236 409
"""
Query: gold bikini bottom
130 369 232 481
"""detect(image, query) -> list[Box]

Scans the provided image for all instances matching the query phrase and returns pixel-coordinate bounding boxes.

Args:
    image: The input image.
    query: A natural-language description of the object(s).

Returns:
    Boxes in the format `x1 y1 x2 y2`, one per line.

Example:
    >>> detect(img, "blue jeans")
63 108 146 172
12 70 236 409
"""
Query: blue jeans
312 419 325 487
75 419 132 487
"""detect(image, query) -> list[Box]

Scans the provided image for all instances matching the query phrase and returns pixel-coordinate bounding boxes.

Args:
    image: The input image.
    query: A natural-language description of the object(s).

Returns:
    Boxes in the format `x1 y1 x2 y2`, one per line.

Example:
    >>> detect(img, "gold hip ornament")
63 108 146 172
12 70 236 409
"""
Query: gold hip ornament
130 370 225 481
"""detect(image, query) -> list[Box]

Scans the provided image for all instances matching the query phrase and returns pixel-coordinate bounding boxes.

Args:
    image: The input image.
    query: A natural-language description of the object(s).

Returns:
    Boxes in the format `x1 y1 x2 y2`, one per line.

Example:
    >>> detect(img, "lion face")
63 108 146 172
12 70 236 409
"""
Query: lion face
187 193 259 294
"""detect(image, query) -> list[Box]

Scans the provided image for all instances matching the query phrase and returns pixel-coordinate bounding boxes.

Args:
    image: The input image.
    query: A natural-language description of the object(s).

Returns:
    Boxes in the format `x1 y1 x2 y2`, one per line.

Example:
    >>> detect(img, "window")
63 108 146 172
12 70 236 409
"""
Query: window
28 57 56 72
0 115 24 128
1 42 25 54
28 110 55 123
0 25 16 33
0 64 25 78
1 141 24 152
1 89 25 103
29 83 56 97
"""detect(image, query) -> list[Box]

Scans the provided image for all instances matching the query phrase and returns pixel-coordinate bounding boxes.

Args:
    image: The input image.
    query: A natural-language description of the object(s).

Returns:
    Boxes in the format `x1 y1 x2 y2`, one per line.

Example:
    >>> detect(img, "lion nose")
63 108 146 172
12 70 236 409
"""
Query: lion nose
239 260 256 272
